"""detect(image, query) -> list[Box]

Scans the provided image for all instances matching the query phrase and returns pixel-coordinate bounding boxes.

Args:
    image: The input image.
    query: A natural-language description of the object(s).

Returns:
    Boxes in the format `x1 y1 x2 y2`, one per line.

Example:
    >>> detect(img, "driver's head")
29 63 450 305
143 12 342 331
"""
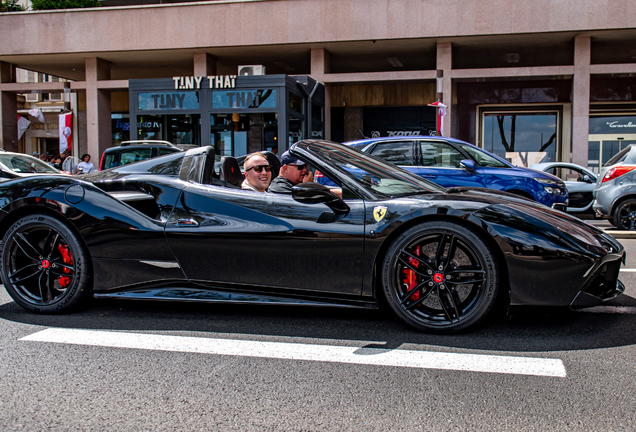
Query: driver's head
243 152 272 192
279 150 308 185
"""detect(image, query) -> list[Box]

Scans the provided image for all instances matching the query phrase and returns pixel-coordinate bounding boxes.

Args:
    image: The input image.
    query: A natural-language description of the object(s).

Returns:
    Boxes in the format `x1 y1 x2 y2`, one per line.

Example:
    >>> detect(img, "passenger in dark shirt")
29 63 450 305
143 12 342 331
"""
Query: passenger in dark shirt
267 150 314 194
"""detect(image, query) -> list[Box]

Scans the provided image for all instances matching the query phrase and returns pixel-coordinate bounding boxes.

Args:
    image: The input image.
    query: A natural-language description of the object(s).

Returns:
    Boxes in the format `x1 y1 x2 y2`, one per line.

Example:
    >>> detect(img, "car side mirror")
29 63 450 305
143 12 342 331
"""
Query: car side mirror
292 182 350 223
460 159 476 171
582 174 593 183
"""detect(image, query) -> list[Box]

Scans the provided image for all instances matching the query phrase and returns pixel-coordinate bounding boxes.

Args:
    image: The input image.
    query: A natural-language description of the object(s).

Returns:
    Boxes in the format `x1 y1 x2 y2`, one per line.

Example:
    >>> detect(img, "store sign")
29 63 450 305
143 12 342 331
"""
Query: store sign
606 121 636 129
212 89 276 109
113 119 162 130
138 92 200 110
173 75 237 90
368 129 434 138
589 116 636 135
30 123 58 130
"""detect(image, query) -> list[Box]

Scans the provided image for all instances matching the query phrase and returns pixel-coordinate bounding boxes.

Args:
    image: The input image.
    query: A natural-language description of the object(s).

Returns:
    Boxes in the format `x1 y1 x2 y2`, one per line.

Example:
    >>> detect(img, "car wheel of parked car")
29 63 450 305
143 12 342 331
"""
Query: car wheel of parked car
612 198 636 230
0 214 92 313
381 221 499 333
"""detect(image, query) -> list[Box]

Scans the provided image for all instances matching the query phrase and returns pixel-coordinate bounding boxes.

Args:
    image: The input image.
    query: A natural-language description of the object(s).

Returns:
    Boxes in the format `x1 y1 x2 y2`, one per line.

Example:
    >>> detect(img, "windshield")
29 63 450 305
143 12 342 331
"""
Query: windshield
0 154 60 174
604 145 632 167
455 142 510 168
297 141 445 199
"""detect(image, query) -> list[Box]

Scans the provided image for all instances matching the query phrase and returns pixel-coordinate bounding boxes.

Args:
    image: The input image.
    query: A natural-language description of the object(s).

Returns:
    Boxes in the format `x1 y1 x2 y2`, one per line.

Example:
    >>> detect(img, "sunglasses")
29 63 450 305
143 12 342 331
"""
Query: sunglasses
245 164 272 173
290 164 307 170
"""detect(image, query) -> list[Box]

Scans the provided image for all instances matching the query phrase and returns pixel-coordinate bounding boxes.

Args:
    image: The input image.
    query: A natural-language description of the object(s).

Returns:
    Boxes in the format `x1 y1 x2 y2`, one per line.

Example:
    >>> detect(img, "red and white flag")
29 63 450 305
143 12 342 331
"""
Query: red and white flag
28 108 45 123
17 115 31 139
59 112 72 154
428 101 447 137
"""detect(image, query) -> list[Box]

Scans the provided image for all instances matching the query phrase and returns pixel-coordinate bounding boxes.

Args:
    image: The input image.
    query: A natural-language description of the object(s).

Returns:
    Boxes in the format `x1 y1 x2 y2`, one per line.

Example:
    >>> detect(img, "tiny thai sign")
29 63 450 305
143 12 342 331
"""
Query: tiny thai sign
212 89 276 109
173 75 237 90
138 92 200 110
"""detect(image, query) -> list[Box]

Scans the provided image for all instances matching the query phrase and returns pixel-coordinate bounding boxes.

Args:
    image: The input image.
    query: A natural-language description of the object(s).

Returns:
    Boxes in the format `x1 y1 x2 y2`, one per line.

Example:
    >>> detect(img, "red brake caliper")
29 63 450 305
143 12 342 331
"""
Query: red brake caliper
402 245 420 301
57 243 73 288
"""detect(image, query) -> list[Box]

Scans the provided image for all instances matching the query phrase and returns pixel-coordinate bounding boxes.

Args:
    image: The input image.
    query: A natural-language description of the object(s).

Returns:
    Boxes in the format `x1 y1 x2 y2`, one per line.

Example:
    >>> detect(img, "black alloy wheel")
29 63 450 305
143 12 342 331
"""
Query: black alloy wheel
0 214 91 313
381 221 499 333
612 198 636 230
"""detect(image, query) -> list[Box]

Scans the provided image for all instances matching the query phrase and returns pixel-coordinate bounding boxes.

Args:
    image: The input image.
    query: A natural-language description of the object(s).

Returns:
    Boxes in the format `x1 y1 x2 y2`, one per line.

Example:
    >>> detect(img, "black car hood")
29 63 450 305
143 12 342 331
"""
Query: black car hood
401 185 607 240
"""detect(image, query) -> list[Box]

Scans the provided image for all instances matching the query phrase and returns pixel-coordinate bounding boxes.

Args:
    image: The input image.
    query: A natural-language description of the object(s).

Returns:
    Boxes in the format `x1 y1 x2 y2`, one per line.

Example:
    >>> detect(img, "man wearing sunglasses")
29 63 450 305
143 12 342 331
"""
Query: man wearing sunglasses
241 152 272 192
267 150 314 194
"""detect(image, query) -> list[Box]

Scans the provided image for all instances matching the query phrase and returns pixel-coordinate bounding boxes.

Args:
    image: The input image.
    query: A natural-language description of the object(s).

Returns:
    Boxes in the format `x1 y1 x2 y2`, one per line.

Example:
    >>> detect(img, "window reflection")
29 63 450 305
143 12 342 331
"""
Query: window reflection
483 112 558 166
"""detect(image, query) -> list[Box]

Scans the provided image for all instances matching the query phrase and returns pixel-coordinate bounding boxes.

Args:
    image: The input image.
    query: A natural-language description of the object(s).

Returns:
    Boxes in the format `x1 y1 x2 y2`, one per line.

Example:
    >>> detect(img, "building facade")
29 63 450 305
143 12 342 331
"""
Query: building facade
1 0 635 171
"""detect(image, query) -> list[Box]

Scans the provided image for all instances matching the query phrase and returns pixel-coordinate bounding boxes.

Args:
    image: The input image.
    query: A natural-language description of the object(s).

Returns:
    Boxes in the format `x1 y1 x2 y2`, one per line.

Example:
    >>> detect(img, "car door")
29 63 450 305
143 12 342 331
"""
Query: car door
165 184 366 295
416 140 486 188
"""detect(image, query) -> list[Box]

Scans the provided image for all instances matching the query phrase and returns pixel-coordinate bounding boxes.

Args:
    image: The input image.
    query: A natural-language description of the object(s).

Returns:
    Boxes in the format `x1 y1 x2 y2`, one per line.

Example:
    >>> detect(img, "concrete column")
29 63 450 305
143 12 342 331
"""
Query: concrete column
436 42 452 137
310 49 331 140
572 36 591 167
85 57 112 161
0 61 18 151
193 53 217 77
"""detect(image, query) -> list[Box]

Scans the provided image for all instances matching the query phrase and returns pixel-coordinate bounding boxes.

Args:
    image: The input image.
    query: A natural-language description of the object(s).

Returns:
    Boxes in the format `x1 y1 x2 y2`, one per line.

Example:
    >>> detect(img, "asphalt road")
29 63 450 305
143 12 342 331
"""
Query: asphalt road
1 239 636 431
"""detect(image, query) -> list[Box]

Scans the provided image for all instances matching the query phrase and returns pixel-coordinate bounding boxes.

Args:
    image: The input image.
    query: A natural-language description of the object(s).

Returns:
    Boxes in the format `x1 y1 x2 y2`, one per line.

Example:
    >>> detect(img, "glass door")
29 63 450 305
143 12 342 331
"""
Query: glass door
588 115 636 173
588 139 636 173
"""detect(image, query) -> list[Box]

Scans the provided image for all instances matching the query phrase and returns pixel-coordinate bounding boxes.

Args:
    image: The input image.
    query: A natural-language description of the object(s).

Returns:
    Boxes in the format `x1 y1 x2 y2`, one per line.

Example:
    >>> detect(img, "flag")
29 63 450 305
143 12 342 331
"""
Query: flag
28 108 45 123
17 115 31 139
428 101 447 137
59 112 72 154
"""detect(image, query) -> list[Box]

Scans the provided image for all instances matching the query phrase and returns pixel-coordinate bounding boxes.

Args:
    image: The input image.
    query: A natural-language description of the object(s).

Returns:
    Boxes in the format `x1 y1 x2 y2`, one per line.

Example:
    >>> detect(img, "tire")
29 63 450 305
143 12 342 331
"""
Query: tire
381 221 499 333
0 214 92 313
612 198 636 230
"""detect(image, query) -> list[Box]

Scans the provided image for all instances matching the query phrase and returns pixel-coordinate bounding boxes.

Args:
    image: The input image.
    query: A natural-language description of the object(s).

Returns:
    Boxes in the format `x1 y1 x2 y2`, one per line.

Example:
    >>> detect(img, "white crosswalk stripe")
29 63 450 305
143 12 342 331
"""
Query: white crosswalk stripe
21 328 567 378
580 305 636 314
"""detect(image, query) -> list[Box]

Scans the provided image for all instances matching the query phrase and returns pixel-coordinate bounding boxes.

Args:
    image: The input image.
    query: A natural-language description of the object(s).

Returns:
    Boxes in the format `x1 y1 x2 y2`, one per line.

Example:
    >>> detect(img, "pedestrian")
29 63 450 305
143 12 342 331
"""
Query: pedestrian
76 154 95 174
52 155 63 170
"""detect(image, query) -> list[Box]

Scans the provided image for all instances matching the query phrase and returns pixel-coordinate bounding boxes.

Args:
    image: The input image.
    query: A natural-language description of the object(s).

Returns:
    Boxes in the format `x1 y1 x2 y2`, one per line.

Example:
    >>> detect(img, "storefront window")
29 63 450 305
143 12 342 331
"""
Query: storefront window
137 114 200 145
212 113 278 157
289 116 304 146
312 103 323 122
111 113 130 146
482 112 558 166
289 92 304 114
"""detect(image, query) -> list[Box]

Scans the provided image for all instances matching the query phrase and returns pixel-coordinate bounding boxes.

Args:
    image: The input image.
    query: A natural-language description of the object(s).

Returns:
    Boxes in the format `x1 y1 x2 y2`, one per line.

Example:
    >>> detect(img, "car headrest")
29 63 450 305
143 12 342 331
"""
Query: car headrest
201 146 217 184
262 151 281 180
219 156 243 187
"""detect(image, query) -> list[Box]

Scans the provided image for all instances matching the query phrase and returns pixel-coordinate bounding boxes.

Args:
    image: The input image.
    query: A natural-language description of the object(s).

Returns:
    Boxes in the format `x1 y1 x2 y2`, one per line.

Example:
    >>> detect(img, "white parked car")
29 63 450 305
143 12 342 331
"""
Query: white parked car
530 162 597 214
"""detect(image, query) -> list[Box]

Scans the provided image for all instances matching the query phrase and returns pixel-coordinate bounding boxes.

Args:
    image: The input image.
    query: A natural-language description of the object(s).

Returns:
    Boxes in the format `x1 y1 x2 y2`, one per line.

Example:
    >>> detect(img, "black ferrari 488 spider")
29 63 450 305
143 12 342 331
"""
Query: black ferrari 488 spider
0 140 626 333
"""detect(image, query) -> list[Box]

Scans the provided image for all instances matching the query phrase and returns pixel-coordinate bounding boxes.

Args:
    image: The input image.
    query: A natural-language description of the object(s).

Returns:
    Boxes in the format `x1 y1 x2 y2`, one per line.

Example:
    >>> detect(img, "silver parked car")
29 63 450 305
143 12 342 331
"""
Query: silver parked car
593 144 636 229
531 162 597 214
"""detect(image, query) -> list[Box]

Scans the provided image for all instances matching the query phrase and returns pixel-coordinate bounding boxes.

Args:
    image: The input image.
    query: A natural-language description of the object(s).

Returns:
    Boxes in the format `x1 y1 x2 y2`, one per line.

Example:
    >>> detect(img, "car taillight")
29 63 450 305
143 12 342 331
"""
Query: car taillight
98 152 105 171
602 166 636 183
314 170 324 179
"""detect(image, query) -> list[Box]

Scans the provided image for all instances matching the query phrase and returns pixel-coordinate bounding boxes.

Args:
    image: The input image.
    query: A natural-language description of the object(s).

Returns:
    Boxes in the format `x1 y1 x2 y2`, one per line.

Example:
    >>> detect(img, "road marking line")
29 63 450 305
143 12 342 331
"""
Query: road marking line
581 305 636 314
21 328 566 378
621 269 636 272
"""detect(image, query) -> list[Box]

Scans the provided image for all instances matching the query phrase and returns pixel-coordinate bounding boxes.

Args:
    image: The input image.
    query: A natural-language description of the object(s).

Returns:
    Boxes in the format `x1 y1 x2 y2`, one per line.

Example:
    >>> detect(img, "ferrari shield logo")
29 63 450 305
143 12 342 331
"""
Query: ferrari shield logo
373 206 388 222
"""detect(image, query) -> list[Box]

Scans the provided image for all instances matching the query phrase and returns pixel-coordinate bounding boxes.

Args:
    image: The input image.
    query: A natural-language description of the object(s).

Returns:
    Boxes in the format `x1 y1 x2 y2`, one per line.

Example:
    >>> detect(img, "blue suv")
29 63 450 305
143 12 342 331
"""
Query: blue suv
320 136 568 210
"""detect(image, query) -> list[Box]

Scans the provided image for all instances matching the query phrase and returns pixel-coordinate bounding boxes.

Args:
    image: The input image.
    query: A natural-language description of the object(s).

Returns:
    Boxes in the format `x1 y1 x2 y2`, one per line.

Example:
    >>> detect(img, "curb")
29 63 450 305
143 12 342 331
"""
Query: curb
603 230 636 240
